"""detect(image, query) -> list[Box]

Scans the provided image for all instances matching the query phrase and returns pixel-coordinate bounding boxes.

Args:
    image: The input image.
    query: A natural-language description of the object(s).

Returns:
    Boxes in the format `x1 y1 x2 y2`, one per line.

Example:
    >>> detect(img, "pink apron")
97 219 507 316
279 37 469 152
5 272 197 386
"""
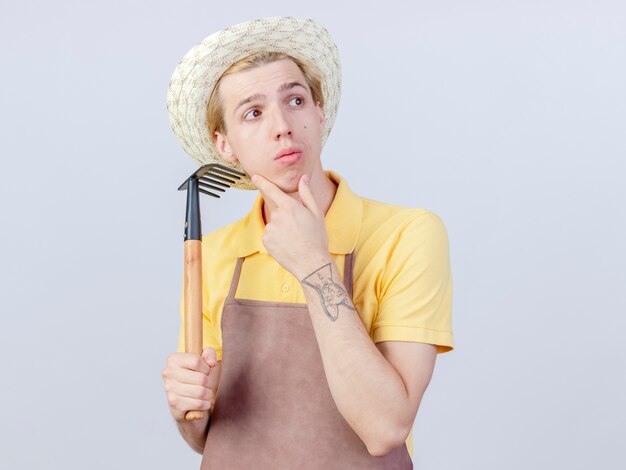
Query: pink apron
200 252 413 469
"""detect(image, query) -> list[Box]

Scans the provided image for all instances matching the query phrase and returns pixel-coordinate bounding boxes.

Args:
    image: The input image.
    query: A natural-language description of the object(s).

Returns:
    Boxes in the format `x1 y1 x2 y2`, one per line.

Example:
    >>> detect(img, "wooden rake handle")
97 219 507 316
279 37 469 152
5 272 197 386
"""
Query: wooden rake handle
184 239 204 421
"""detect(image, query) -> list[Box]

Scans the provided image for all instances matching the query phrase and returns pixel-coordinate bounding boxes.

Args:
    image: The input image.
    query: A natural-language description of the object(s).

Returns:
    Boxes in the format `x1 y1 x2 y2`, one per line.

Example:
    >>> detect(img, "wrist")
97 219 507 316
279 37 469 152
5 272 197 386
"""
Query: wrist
296 252 333 282
176 415 210 455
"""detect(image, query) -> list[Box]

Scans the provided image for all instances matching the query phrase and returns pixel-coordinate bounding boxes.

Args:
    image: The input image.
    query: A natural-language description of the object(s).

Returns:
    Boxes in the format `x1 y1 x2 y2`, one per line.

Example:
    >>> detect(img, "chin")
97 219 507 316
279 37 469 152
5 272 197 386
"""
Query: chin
277 170 302 194
279 181 300 195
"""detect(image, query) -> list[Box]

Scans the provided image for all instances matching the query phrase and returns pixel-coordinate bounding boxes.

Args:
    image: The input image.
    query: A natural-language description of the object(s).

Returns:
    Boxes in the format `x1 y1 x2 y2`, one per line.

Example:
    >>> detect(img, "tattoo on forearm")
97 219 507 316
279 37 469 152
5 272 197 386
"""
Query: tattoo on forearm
301 263 355 322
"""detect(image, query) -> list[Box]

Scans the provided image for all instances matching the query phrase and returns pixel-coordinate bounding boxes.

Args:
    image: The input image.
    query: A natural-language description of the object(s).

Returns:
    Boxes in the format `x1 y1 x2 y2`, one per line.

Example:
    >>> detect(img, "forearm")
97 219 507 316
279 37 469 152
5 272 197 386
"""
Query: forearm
299 256 412 455
176 414 210 454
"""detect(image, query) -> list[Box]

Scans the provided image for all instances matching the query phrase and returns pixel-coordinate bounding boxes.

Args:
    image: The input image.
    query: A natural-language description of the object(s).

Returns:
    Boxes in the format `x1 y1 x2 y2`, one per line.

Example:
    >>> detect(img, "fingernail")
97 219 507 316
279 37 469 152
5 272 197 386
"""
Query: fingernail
251 175 258 183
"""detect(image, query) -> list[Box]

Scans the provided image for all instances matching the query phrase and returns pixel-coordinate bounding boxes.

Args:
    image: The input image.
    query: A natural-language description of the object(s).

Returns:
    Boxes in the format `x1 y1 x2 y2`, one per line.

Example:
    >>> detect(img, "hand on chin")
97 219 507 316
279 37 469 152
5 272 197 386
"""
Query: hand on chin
268 171 302 195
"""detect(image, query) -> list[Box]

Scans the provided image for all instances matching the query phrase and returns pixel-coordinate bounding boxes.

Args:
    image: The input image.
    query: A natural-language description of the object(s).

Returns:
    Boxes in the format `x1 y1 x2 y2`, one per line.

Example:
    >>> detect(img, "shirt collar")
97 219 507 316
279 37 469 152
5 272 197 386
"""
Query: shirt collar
236 170 362 257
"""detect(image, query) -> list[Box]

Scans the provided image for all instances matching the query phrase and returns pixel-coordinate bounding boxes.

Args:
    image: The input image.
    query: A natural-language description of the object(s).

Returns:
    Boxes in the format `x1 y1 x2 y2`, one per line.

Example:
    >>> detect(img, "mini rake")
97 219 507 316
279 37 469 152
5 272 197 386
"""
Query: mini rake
178 163 246 420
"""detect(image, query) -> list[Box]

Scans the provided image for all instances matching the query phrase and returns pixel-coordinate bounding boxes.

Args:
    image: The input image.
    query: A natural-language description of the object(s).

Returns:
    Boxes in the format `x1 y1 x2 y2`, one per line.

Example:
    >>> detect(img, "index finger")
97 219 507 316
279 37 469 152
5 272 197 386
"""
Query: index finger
170 352 212 375
252 174 290 206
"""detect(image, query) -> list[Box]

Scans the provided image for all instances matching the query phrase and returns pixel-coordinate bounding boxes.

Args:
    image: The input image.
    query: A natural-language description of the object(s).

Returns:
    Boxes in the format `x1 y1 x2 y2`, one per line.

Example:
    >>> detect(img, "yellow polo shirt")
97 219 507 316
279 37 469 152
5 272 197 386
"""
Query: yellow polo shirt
178 170 454 457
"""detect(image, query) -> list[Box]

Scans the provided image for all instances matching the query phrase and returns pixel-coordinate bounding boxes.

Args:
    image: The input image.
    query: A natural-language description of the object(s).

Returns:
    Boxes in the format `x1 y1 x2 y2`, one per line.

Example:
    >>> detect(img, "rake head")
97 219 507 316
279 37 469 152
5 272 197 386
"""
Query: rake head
178 164 247 241
178 163 247 198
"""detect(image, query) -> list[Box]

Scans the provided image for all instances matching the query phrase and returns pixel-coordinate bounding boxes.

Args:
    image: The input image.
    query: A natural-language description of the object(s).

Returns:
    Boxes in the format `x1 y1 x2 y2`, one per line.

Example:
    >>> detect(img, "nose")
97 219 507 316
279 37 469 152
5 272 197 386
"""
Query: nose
270 106 292 140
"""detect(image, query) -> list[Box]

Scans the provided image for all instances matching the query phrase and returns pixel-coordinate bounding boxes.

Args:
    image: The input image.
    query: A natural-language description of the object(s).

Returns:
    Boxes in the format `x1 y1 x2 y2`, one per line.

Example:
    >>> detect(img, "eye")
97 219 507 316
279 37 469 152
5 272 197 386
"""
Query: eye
289 96 304 107
243 109 261 120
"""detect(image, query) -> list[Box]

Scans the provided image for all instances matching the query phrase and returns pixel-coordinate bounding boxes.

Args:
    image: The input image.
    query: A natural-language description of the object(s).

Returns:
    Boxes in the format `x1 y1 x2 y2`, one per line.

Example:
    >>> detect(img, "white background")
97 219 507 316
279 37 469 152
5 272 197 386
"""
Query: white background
1 1 624 469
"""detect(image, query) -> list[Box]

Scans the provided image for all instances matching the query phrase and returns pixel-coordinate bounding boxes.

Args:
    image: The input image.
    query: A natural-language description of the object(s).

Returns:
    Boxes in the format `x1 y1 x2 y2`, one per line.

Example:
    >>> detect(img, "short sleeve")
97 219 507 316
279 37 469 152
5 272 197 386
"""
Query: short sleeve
372 211 454 353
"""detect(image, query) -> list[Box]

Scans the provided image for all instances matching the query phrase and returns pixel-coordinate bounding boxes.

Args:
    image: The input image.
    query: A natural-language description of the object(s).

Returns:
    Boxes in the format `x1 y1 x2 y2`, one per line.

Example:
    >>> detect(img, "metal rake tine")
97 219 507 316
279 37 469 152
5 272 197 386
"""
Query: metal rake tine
198 164 246 182
198 187 221 198
207 163 247 177
198 178 227 192
198 176 230 188
201 168 245 186
201 173 239 186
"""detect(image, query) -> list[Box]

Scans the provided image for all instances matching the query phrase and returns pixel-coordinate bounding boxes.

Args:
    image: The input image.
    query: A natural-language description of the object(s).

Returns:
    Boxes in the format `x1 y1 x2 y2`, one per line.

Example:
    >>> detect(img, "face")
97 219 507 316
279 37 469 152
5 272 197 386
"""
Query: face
214 59 325 194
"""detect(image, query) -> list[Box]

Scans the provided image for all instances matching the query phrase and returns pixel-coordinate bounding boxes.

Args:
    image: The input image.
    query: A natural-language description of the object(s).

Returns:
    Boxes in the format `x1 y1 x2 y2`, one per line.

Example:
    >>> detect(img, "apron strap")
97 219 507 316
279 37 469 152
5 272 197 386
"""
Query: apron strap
226 257 244 302
343 251 355 300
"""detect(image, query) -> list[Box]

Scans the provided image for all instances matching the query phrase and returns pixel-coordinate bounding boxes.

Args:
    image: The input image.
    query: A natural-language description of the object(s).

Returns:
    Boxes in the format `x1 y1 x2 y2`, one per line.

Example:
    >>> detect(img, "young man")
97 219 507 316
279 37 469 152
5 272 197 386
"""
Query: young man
163 17 453 469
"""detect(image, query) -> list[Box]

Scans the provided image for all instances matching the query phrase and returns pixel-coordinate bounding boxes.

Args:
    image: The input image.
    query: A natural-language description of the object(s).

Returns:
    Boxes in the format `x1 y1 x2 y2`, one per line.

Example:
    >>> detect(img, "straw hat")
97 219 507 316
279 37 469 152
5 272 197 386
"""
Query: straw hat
166 17 342 190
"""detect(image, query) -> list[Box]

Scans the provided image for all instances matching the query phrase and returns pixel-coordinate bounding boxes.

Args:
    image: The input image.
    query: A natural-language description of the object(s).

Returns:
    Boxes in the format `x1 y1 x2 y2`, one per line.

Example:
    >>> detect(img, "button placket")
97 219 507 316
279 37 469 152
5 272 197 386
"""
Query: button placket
277 265 291 299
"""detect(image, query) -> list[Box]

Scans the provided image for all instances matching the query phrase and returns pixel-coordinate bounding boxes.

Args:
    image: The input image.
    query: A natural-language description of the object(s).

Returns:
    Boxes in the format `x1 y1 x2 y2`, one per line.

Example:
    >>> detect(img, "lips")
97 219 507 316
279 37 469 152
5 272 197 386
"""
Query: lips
274 148 302 164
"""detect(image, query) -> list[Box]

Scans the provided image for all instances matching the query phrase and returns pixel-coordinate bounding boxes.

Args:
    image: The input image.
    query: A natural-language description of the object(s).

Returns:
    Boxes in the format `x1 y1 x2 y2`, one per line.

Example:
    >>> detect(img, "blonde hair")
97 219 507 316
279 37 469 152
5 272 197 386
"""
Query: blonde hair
207 52 324 137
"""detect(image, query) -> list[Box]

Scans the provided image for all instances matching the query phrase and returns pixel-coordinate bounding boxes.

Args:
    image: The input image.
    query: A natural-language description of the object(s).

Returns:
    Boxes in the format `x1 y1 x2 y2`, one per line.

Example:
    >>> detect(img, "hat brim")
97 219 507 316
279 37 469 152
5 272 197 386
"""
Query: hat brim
166 17 342 190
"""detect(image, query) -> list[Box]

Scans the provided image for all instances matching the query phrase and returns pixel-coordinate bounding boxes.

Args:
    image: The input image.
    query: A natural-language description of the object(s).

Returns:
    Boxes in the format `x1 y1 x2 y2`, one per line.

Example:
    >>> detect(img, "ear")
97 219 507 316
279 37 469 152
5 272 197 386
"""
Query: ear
316 102 325 128
214 131 237 162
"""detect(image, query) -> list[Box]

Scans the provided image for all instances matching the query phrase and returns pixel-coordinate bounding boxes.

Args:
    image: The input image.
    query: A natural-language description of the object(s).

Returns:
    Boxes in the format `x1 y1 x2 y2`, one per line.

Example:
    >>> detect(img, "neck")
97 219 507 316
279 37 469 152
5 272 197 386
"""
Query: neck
262 171 337 224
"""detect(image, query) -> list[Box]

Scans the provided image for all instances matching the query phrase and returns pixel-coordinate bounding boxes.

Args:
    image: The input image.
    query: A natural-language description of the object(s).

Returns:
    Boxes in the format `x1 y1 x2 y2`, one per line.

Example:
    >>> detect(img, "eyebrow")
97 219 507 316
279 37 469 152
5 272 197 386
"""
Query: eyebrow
232 82 309 116
233 93 265 116
277 81 308 93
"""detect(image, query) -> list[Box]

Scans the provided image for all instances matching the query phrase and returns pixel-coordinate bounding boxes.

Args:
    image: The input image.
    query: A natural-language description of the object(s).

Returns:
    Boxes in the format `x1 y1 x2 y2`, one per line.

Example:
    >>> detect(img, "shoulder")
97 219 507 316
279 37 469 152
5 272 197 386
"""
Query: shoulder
358 196 448 246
